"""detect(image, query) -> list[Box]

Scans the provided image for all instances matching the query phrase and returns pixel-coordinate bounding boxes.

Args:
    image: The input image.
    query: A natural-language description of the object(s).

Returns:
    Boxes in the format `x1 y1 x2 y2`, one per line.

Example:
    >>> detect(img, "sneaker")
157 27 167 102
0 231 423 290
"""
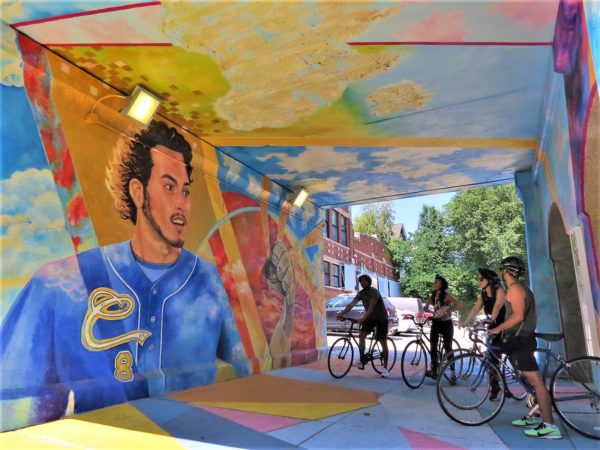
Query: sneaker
512 416 542 427
425 369 437 379
380 368 390 378
524 423 562 439
489 392 500 402
353 361 365 370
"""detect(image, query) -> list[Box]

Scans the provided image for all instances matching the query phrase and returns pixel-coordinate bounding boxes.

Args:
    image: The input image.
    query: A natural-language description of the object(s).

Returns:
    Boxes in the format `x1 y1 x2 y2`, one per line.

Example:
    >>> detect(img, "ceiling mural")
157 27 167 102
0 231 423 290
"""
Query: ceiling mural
3 0 559 207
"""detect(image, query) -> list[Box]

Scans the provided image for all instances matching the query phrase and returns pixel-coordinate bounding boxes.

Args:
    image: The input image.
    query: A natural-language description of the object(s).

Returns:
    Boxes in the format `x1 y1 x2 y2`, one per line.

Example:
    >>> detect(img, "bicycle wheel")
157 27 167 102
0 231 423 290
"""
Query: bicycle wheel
327 338 354 378
437 353 505 426
401 340 427 388
437 337 463 381
371 337 397 374
501 354 527 400
550 356 600 440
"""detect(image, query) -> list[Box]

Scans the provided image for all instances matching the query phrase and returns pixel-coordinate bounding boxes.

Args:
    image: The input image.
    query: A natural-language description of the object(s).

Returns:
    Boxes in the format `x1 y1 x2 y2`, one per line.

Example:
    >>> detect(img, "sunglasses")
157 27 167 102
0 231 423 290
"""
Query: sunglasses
477 276 484 282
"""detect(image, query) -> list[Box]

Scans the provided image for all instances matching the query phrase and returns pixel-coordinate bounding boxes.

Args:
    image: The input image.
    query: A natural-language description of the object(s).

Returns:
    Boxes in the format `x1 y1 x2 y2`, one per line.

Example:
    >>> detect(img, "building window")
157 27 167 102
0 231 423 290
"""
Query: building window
323 210 330 238
331 211 339 241
324 261 330 286
332 264 340 288
340 216 347 246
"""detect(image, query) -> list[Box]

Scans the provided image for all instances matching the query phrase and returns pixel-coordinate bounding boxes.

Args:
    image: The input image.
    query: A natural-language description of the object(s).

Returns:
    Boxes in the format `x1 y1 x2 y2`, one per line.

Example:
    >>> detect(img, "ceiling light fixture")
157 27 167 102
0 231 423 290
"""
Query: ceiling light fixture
292 188 309 208
121 85 162 126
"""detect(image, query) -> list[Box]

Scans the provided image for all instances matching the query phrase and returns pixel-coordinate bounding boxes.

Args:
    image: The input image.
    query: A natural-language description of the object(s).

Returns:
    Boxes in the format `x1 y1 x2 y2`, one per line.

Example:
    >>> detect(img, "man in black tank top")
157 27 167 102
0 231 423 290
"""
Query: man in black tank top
488 257 561 439
337 274 390 378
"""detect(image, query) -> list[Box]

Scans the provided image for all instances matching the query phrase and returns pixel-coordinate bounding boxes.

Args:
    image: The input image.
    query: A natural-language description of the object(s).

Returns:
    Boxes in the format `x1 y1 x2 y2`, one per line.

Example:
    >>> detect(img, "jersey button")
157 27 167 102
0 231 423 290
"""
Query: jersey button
151 288 157 295
150 316 156 323
149 344 154 351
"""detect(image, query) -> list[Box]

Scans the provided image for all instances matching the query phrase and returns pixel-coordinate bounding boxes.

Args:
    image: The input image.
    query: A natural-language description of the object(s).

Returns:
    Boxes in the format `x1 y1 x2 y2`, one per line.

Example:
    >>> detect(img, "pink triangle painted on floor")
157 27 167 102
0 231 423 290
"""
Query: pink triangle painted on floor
200 405 306 432
399 427 467 449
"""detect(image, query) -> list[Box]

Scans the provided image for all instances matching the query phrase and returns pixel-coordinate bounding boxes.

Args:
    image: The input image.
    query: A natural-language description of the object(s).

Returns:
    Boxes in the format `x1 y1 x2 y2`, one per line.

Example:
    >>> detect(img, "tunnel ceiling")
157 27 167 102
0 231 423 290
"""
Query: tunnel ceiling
4 1 558 207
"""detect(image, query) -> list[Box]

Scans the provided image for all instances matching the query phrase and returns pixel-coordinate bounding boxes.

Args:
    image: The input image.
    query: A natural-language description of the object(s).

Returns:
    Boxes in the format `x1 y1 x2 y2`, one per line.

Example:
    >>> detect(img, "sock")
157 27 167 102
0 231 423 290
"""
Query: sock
543 422 557 428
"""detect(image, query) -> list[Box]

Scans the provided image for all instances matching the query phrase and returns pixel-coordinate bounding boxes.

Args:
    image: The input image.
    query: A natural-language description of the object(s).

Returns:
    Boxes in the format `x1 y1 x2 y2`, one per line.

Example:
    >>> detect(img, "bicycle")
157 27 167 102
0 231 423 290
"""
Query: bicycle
327 317 397 378
458 322 527 401
436 328 600 440
400 316 462 388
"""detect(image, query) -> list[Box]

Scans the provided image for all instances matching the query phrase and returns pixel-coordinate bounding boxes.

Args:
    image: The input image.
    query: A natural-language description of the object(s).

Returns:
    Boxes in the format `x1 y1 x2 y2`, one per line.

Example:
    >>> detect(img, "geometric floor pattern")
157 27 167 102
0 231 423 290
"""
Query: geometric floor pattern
1 350 597 449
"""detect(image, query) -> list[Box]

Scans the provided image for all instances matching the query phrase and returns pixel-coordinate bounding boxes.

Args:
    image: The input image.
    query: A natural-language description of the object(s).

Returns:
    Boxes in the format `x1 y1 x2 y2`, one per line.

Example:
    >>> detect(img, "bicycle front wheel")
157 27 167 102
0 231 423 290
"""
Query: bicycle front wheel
401 340 427 388
551 356 600 440
371 337 397 374
437 353 505 426
327 338 354 379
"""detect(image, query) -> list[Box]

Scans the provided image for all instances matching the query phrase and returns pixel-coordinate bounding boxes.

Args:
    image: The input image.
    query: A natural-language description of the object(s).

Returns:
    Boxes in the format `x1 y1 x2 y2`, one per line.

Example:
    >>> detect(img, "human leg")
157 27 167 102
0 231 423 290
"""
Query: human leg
428 321 440 376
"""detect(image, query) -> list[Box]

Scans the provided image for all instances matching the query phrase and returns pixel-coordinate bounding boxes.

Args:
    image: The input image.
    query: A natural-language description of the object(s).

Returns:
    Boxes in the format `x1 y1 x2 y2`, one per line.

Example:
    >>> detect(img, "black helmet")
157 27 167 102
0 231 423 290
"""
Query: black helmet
358 274 372 286
478 268 500 285
434 274 448 290
500 256 526 277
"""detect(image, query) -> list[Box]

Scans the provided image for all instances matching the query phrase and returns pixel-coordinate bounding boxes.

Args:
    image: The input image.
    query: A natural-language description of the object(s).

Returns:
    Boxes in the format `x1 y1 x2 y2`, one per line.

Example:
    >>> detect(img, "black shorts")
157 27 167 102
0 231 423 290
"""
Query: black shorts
508 334 539 372
361 319 388 339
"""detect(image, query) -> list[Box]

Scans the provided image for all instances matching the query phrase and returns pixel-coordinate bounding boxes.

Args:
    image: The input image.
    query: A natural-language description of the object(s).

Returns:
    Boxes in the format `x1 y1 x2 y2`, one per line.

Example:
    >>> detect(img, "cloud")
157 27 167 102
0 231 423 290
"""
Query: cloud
395 10 467 41
259 147 363 173
1 21 23 87
340 180 399 202
371 148 460 177
368 81 433 117
465 150 533 171
488 1 557 30
1 169 73 280
163 2 402 130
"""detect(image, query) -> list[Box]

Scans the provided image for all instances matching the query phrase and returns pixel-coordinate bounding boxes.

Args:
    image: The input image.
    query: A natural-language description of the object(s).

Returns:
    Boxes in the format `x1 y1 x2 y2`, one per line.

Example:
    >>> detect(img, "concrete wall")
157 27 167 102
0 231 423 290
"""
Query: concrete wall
517 0 599 357
0 36 326 431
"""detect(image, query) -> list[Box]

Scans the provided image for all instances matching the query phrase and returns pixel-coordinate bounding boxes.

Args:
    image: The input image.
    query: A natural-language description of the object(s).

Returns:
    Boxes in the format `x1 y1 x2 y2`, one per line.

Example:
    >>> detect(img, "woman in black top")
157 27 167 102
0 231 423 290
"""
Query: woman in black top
423 274 463 378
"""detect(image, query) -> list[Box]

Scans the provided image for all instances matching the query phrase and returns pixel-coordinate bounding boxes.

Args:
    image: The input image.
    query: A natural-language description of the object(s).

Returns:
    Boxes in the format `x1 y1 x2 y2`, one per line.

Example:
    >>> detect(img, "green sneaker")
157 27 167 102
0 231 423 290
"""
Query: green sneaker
511 416 542 427
524 423 562 439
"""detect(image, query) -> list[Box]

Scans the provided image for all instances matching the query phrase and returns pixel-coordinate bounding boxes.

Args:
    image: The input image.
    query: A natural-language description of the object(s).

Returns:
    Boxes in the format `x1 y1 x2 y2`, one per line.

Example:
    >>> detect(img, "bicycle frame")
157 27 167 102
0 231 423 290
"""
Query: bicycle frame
338 319 385 361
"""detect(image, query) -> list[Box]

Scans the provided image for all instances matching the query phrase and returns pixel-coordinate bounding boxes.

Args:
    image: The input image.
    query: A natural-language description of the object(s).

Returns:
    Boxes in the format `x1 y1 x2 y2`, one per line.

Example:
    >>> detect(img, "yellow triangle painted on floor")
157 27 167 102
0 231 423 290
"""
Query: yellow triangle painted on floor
1 403 184 449
188 401 377 420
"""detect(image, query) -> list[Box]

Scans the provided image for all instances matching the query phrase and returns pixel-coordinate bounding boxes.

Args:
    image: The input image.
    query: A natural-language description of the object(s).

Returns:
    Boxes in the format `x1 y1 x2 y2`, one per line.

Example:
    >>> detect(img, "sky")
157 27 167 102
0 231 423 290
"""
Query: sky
351 191 457 235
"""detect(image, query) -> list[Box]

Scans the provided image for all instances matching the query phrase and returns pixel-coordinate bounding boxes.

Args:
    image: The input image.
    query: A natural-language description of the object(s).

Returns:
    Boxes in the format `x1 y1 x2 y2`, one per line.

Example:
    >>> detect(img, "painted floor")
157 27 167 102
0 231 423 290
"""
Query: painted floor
1 354 598 449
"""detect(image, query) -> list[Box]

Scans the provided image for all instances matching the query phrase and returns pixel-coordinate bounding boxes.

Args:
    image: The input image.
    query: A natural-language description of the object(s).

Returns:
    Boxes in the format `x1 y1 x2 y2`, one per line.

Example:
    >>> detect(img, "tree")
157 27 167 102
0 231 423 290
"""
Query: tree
353 202 395 245
389 205 453 299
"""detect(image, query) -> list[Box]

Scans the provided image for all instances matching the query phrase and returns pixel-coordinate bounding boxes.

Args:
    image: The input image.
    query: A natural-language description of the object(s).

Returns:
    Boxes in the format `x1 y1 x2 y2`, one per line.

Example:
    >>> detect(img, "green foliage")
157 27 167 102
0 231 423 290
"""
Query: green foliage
388 185 527 309
354 202 395 245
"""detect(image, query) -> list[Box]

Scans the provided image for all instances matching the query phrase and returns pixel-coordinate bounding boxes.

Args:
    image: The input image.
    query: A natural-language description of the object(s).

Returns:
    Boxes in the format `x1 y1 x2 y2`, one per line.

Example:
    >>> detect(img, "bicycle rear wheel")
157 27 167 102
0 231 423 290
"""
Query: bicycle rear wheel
550 356 600 440
437 353 505 426
501 354 527 400
371 337 397 374
401 340 427 388
327 338 354 379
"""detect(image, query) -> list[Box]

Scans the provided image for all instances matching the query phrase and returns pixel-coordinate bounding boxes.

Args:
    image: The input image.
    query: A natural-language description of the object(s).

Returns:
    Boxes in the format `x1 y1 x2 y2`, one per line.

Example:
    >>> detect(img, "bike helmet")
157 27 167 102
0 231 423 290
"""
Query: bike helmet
434 274 448 290
478 268 501 285
500 256 526 277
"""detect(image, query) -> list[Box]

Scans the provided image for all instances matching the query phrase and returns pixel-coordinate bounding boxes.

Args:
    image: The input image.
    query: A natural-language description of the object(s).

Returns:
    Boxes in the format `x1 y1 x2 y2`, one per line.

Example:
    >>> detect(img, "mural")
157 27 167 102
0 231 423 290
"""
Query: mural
0 36 324 431
5 0 559 205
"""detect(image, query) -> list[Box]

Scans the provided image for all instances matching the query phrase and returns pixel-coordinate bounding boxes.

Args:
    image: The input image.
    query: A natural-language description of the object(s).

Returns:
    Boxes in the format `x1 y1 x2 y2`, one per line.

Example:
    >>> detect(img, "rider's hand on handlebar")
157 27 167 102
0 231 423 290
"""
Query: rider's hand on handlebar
336 313 344 320
357 316 366 324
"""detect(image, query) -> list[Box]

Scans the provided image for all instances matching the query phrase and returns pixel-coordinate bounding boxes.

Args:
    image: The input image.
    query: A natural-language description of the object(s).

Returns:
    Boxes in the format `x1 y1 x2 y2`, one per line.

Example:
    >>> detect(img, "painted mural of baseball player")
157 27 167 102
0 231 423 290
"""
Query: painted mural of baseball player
0 121 250 430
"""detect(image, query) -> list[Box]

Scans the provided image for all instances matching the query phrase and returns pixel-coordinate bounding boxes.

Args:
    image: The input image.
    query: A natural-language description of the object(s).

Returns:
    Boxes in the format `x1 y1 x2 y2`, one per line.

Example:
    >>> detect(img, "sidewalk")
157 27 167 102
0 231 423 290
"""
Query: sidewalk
1 357 597 449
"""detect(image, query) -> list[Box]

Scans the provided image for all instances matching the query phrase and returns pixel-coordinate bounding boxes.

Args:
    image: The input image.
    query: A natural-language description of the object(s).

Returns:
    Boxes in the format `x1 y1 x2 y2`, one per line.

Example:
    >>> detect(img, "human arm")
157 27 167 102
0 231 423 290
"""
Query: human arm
336 294 361 320
217 295 251 377
460 295 484 328
490 288 506 322
488 285 525 335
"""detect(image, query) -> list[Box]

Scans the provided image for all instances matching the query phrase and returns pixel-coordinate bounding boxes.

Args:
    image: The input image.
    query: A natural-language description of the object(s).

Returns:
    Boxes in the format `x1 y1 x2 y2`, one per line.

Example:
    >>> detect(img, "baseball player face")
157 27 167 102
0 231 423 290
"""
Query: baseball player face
142 146 191 249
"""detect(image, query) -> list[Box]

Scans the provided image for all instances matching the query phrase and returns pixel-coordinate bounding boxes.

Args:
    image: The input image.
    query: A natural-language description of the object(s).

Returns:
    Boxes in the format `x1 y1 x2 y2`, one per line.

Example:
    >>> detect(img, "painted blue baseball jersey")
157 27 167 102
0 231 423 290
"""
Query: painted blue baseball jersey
0 240 250 430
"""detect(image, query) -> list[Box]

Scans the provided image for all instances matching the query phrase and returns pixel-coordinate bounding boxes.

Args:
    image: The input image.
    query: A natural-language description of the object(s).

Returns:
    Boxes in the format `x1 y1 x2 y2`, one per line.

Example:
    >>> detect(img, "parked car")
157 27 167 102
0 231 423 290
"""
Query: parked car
385 297 431 334
325 294 399 335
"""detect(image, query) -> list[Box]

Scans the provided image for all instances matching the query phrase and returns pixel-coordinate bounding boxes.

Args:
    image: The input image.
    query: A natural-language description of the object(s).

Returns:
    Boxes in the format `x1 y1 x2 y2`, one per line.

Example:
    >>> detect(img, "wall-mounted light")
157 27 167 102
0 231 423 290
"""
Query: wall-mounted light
292 188 309 208
121 85 162 126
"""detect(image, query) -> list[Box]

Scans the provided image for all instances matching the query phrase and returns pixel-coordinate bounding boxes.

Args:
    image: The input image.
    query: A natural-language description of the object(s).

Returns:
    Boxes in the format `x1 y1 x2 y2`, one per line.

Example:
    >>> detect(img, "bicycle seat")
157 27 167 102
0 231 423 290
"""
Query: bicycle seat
535 332 564 342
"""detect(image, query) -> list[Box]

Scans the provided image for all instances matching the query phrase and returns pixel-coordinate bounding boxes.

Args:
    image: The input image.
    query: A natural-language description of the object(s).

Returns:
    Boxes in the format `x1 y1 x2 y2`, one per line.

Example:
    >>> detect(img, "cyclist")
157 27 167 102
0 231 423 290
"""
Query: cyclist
488 256 561 439
460 268 506 400
336 274 390 378
424 274 463 378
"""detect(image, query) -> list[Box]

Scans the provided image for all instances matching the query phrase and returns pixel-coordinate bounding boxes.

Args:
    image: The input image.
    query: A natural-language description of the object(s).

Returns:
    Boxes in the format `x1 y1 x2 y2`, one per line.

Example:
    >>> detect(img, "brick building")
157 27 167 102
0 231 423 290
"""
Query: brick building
322 207 401 299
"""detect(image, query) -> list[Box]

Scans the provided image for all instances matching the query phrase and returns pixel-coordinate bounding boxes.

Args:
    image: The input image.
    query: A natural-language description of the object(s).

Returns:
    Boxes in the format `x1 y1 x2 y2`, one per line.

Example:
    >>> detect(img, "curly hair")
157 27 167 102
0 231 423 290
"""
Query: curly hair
106 120 193 224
